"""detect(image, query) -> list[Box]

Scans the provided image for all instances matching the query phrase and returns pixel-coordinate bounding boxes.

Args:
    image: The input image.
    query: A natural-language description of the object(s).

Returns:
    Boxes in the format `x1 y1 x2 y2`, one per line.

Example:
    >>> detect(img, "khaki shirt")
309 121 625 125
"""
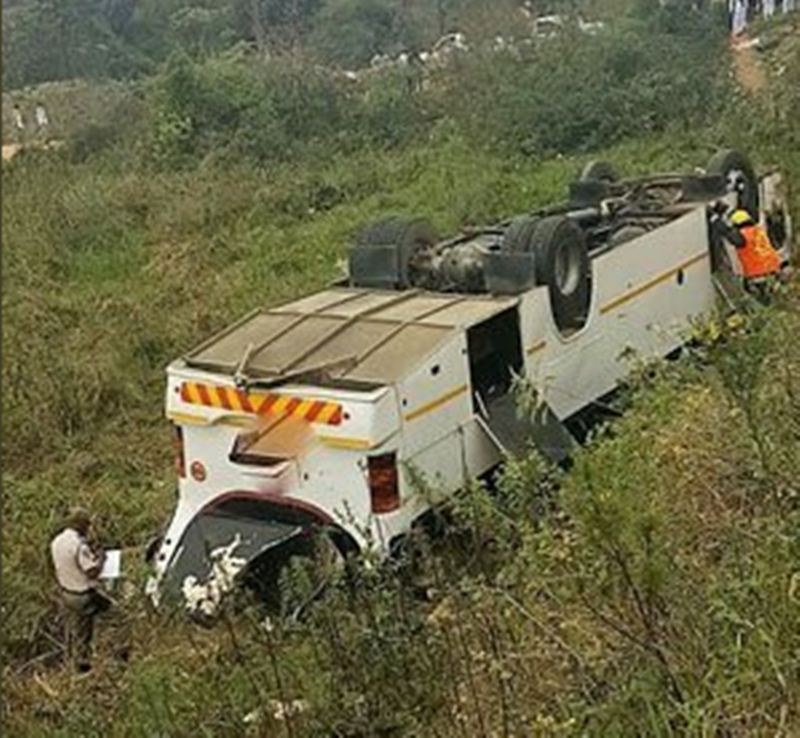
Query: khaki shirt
51 528 102 593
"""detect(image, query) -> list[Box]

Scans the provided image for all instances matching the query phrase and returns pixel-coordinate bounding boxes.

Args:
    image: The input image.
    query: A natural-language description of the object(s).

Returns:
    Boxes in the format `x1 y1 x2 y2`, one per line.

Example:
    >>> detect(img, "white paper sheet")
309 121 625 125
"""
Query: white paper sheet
100 549 122 579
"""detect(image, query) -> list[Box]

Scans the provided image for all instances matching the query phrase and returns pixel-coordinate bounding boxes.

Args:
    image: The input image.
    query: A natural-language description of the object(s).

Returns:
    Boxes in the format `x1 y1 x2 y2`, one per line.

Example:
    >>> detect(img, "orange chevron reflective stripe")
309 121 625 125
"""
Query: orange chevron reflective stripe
180 382 343 426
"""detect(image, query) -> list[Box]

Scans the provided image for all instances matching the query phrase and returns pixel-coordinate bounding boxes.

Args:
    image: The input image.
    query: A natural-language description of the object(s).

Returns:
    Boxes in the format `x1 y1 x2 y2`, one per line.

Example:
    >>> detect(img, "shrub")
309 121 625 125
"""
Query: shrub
144 53 356 167
434 13 729 157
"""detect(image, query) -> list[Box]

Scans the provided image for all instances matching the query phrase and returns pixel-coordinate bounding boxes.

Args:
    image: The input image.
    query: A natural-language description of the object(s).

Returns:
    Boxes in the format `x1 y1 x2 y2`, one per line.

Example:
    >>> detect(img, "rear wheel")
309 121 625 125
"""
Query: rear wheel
350 217 438 289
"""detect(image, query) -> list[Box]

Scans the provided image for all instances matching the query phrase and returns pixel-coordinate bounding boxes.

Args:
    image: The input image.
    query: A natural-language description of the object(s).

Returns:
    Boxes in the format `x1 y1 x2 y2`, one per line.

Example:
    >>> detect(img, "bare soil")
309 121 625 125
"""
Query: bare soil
2 140 65 162
731 34 768 94
2 143 22 161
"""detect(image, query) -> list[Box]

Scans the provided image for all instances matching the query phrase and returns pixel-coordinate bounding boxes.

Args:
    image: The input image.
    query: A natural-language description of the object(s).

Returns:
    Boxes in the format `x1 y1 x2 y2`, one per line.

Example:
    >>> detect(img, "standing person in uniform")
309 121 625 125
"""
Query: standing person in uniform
50 508 112 672
726 209 785 303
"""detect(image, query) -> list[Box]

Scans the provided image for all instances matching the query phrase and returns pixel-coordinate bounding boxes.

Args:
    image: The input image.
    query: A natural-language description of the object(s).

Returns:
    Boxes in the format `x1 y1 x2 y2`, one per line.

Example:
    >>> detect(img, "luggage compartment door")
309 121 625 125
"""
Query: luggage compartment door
467 307 576 462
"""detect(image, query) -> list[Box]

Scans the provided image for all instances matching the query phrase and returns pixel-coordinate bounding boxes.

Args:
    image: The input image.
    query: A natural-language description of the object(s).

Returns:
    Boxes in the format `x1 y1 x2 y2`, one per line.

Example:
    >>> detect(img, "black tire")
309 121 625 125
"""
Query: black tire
352 217 438 289
502 215 541 254
504 215 592 334
579 160 618 183
144 534 163 564
706 149 759 220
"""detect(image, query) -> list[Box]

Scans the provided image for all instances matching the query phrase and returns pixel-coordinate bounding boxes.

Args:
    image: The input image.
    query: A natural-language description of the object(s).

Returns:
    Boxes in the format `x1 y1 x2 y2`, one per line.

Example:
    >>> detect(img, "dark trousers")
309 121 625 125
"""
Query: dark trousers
61 588 112 667
744 275 778 305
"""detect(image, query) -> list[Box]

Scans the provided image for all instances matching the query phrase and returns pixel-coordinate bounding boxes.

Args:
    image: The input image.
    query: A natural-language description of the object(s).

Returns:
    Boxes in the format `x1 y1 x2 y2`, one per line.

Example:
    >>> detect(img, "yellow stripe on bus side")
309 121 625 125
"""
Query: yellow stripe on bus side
213 414 256 428
166 411 209 426
317 436 372 450
600 252 709 315
404 384 468 423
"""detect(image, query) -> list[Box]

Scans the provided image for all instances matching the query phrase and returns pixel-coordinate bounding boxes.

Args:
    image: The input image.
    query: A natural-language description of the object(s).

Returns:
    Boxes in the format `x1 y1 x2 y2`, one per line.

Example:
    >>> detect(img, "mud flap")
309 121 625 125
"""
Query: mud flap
160 511 302 619
480 392 577 464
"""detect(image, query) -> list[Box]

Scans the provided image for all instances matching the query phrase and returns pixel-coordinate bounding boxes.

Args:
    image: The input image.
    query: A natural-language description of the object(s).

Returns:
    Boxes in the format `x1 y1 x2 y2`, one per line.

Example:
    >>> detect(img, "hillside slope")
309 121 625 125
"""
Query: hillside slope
2 9 799 737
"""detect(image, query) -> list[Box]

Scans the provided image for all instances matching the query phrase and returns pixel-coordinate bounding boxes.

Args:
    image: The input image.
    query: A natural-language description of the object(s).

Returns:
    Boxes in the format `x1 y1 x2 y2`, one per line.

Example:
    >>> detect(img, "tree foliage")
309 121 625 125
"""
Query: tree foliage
309 0 406 68
434 15 728 156
2 0 148 88
1 0 591 89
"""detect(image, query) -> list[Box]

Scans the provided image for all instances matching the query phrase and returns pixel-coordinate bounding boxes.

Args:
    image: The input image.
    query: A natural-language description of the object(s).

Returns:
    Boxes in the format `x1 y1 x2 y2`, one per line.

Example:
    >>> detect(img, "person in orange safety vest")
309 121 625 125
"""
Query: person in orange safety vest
726 208 785 302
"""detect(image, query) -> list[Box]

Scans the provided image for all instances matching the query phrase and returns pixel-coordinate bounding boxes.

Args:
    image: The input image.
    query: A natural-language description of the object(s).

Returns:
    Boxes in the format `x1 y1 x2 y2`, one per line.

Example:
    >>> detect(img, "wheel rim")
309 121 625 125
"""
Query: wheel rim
554 241 582 296
725 168 745 195
722 166 757 217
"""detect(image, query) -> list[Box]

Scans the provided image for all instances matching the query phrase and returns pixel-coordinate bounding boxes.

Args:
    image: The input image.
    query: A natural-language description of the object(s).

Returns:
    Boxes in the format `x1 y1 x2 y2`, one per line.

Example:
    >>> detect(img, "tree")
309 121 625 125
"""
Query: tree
103 0 136 36
233 0 322 55
310 0 411 67
2 0 94 87
169 3 236 57
2 0 151 89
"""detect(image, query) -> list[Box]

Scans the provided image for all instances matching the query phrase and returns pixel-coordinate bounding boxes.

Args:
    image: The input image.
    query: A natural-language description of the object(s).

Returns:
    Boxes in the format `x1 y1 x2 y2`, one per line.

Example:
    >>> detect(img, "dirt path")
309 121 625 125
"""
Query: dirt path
731 34 768 94
2 143 22 161
2 140 65 162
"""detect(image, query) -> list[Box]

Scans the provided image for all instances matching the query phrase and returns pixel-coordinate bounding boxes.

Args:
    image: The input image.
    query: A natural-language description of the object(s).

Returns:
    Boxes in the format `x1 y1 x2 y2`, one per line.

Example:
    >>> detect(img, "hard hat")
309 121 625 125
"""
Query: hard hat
730 209 754 227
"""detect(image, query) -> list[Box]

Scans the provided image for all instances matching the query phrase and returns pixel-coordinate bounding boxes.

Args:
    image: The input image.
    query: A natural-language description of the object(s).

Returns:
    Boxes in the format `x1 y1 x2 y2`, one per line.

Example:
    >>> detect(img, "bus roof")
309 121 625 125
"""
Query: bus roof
183 287 519 386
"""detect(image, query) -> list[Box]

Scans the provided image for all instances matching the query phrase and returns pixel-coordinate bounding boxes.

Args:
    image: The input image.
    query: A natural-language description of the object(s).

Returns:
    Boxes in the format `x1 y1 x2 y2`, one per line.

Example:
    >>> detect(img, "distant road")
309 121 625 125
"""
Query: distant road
2 143 22 161
2 140 64 162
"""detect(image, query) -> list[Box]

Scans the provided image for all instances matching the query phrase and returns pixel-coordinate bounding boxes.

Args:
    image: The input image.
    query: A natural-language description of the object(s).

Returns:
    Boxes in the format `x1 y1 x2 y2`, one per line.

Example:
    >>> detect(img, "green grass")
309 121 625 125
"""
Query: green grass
2 12 800 736
4 125 798 735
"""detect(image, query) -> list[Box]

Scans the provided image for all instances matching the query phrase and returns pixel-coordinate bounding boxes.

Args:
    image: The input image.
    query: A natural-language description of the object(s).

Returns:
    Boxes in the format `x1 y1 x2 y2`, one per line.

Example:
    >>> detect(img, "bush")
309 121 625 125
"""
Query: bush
434 13 729 157
145 53 357 167
138 2 733 170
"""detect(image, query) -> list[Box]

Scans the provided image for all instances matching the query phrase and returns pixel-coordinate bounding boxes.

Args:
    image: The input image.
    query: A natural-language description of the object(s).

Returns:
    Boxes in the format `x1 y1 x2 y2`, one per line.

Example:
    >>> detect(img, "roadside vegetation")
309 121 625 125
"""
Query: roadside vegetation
2 2 799 735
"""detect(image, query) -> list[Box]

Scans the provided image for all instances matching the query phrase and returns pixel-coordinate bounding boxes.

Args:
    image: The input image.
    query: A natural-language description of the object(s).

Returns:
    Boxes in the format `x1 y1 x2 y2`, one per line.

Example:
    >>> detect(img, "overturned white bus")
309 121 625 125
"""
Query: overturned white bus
146 149 793 616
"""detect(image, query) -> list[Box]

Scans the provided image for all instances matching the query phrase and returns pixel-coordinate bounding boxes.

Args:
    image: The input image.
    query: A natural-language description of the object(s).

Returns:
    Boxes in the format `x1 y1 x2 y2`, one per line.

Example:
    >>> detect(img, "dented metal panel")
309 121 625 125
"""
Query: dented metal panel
184 288 518 385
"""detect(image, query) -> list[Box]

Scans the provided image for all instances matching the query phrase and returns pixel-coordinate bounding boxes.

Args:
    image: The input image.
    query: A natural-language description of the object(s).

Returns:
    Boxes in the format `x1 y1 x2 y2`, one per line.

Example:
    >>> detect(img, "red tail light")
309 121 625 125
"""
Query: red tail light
368 452 400 514
172 425 186 479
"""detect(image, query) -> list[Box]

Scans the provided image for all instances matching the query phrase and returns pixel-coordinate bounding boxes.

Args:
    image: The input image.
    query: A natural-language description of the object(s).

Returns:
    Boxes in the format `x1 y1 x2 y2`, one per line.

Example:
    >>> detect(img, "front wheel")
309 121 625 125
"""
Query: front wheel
706 149 759 220
504 215 592 335
350 217 438 289
579 160 618 184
